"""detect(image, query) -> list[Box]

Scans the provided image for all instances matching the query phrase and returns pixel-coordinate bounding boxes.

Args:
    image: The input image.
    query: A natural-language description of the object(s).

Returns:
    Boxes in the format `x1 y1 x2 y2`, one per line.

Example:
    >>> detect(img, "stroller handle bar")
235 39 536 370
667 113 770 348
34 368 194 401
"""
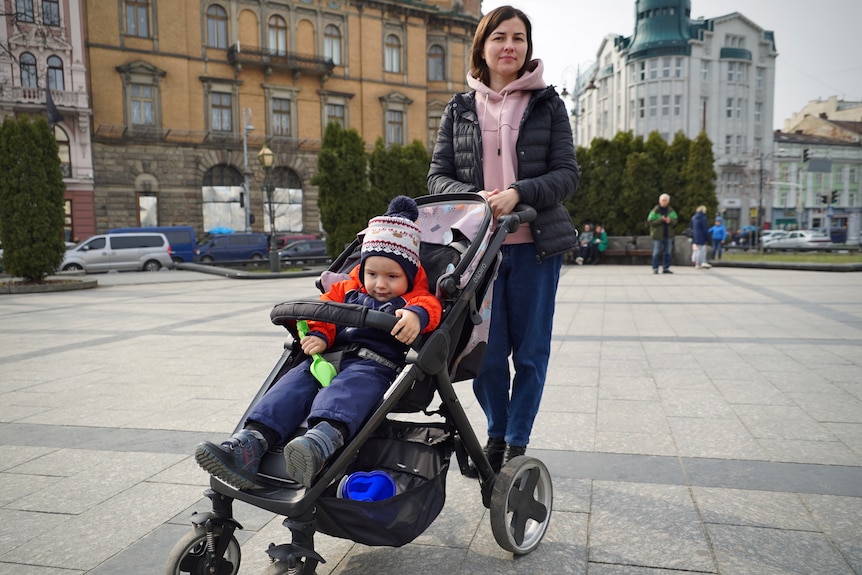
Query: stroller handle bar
500 203 537 232
271 299 399 333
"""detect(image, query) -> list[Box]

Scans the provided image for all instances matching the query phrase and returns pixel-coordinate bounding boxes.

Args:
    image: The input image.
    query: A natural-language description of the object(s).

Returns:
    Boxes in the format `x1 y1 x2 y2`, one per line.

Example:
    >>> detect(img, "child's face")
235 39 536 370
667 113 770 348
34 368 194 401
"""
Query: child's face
363 256 409 302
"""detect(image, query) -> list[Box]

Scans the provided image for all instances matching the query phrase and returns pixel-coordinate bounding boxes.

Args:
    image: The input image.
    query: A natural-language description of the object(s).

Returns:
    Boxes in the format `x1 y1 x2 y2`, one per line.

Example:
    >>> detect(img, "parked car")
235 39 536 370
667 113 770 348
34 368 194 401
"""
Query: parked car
813 227 848 244
759 230 788 244
196 232 269 262
108 226 198 263
60 232 173 272
275 233 319 250
762 230 832 252
278 239 331 266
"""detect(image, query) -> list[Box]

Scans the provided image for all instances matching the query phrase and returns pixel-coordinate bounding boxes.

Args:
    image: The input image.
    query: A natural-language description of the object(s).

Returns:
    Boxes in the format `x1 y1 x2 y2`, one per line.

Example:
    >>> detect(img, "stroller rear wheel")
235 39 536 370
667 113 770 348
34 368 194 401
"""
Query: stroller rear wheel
165 525 241 575
489 455 553 555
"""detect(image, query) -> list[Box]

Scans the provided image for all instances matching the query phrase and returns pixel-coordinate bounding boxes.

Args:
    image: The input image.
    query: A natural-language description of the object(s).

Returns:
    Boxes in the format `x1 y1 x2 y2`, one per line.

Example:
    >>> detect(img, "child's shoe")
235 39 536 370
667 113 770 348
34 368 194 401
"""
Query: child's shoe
284 421 344 487
195 429 268 490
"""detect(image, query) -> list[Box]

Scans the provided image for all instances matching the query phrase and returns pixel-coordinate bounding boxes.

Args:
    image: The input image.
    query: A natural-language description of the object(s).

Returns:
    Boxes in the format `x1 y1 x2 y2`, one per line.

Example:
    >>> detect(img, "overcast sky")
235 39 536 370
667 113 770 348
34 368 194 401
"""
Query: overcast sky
480 0 862 131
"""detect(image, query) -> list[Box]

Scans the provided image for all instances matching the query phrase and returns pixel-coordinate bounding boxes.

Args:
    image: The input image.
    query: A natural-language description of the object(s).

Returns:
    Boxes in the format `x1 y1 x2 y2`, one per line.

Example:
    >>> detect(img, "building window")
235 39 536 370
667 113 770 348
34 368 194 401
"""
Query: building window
324 24 342 65
125 0 149 37
386 110 404 145
649 59 657 79
674 57 682 78
756 68 764 89
725 135 732 155
326 103 345 127
736 98 743 118
47 55 64 90
272 97 291 136
638 97 645 118
649 96 657 117
427 108 442 149
131 84 155 125
211 92 232 131
661 95 669 116
428 44 444 81
638 61 646 81
700 61 709 81
269 15 287 55
754 102 762 124
662 58 671 78
17 0 34 23
54 125 71 177
726 98 733 118
206 4 228 49
20 52 37 87
42 0 59 25
384 34 401 73
674 95 682 116
850 168 857 183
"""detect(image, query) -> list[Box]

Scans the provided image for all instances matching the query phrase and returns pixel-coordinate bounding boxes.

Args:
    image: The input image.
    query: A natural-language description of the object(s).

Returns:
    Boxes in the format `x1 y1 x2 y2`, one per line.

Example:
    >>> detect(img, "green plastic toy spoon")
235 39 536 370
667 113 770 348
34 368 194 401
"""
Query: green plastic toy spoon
296 320 337 387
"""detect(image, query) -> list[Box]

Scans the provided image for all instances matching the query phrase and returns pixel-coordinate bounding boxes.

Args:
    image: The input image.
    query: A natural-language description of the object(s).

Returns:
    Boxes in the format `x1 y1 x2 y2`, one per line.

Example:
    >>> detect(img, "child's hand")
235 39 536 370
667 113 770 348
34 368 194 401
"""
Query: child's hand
391 309 421 345
301 334 327 355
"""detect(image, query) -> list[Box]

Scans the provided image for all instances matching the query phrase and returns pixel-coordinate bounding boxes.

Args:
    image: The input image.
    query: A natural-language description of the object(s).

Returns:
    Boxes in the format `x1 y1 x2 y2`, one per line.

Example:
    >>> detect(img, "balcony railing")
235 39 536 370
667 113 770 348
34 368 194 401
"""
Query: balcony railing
227 44 335 78
0 86 80 107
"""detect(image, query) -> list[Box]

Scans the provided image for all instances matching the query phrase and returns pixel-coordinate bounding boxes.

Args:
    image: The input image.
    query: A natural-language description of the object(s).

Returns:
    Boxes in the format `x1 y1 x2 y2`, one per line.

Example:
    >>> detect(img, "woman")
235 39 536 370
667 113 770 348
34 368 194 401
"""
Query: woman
690 205 711 269
427 5 579 471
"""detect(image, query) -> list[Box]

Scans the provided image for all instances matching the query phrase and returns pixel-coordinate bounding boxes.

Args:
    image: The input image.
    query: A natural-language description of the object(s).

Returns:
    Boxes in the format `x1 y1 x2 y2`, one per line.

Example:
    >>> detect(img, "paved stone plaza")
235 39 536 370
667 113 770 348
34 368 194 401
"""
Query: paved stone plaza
1 265 861 574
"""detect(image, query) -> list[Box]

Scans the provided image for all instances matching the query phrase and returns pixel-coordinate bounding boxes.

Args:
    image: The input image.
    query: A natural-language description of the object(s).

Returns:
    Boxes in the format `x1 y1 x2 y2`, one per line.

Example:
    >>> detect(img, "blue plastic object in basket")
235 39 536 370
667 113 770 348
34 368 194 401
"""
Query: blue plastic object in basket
340 470 397 502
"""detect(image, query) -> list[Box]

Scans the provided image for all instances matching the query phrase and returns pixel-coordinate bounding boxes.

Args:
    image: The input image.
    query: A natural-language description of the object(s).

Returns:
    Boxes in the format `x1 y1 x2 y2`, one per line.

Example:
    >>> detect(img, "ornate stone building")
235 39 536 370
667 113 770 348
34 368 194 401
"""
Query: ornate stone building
84 0 479 237
1 0 95 241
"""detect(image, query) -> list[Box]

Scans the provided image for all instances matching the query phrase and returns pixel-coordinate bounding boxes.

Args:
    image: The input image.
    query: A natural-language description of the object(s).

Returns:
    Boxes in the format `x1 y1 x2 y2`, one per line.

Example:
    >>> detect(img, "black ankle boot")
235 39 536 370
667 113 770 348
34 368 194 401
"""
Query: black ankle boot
463 437 506 478
503 444 526 466
484 437 506 473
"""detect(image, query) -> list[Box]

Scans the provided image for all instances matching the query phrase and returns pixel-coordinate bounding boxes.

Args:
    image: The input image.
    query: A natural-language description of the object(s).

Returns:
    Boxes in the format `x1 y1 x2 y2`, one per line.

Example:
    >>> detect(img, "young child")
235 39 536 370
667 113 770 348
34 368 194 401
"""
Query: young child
195 196 442 489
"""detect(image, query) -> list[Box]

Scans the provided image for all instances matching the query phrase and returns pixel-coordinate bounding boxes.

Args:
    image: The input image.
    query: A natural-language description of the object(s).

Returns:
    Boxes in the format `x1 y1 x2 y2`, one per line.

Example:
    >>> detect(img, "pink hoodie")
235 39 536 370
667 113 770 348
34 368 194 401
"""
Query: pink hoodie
467 60 547 244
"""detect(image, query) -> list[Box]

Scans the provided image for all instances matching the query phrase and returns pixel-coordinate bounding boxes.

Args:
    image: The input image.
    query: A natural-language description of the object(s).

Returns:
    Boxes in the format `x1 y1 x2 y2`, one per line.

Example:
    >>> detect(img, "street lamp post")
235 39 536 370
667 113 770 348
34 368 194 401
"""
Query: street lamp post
241 108 254 233
257 144 280 273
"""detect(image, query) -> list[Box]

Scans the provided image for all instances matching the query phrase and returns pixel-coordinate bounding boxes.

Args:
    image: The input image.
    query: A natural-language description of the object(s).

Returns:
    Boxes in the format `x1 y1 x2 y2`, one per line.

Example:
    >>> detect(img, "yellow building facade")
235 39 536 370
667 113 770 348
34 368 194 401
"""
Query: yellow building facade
86 0 479 238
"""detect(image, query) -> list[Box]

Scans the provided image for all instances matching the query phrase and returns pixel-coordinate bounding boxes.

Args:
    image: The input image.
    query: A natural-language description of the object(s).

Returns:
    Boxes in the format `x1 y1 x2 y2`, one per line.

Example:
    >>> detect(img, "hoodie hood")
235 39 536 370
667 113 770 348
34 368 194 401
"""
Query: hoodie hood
468 59 547 194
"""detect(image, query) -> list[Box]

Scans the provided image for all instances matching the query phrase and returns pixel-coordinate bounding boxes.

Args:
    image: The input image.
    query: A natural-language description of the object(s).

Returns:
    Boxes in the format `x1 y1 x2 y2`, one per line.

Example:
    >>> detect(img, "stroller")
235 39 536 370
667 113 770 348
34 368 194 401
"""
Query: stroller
166 194 554 575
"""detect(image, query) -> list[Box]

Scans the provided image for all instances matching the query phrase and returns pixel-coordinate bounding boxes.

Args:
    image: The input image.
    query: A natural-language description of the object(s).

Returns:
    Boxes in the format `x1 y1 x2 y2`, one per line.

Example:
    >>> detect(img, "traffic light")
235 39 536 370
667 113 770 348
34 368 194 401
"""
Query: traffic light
803 148 810 162
820 195 828 204
831 190 839 204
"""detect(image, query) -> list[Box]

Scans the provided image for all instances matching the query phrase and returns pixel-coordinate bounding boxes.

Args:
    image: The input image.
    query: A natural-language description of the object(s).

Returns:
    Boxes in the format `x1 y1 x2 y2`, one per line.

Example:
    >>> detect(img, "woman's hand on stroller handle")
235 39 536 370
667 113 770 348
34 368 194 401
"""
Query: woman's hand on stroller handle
499 203 537 233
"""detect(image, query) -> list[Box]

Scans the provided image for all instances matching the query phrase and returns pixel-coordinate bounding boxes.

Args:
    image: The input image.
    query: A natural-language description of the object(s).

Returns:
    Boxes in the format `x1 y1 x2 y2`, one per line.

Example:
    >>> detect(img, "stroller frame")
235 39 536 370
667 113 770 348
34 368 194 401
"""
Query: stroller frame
166 194 554 575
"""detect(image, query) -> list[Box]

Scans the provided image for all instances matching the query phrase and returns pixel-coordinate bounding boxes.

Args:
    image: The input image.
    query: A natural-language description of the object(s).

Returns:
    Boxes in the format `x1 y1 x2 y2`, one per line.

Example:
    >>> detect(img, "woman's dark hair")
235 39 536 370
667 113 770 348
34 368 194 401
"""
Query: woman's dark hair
470 5 533 87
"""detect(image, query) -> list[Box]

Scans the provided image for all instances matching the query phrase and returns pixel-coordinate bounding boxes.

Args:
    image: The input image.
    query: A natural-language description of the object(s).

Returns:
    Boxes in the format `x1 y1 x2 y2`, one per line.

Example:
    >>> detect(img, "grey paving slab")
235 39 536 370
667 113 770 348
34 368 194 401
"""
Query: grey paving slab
1 265 861 574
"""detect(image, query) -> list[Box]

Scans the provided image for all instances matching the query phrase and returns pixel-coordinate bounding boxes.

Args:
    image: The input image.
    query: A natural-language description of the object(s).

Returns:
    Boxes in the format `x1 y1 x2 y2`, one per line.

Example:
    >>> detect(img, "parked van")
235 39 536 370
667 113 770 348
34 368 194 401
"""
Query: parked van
60 233 172 273
196 232 269 262
108 226 197 263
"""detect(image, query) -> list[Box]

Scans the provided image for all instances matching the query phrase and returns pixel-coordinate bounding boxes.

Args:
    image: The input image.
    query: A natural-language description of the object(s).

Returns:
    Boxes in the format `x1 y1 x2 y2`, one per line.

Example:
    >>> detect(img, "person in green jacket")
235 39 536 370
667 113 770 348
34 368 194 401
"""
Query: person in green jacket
586 224 608 264
647 194 678 274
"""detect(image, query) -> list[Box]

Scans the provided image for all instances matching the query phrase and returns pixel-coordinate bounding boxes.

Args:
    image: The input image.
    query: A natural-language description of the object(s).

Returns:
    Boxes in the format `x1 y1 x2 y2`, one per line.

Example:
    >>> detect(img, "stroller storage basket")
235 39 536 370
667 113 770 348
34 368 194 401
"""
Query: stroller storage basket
315 420 454 547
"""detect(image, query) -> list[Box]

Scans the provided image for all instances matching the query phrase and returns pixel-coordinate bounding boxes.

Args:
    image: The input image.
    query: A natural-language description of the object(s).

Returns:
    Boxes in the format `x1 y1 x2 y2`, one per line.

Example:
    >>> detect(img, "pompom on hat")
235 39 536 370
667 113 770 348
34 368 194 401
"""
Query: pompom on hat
360 195 422 291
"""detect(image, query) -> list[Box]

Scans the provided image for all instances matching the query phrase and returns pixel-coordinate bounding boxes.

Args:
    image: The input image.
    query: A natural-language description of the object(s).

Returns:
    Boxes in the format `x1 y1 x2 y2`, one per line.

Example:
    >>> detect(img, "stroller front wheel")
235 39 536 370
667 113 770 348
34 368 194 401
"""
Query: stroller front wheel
165 525 241 575
489 455 553 555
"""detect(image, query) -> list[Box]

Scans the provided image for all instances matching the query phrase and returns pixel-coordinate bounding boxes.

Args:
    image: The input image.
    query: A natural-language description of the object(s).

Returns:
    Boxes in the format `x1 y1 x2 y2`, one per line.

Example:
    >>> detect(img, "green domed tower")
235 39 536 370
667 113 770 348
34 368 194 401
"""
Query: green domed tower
626 0 693 61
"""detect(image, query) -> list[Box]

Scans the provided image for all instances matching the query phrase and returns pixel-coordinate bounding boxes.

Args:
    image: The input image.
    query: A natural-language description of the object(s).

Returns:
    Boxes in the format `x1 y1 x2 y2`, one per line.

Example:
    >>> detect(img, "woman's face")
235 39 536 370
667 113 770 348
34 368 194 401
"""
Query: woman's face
482 16 528 89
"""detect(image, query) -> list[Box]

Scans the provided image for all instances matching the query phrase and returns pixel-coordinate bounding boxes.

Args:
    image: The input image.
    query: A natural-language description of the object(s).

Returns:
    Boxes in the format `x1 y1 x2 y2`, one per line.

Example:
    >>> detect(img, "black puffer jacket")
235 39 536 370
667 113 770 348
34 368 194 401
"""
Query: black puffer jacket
427 86 579 261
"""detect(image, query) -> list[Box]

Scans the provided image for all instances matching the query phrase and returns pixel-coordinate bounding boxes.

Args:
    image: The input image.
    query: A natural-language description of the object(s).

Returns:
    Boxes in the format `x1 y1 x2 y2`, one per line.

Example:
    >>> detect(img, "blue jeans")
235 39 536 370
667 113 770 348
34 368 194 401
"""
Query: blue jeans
472 244 562 447
712 240 723 260
652 238 673 270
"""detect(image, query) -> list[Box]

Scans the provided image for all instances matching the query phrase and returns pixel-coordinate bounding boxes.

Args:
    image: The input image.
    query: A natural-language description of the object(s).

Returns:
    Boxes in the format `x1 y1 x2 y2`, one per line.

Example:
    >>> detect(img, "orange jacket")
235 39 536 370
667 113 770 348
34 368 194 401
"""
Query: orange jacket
307 264 442 350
